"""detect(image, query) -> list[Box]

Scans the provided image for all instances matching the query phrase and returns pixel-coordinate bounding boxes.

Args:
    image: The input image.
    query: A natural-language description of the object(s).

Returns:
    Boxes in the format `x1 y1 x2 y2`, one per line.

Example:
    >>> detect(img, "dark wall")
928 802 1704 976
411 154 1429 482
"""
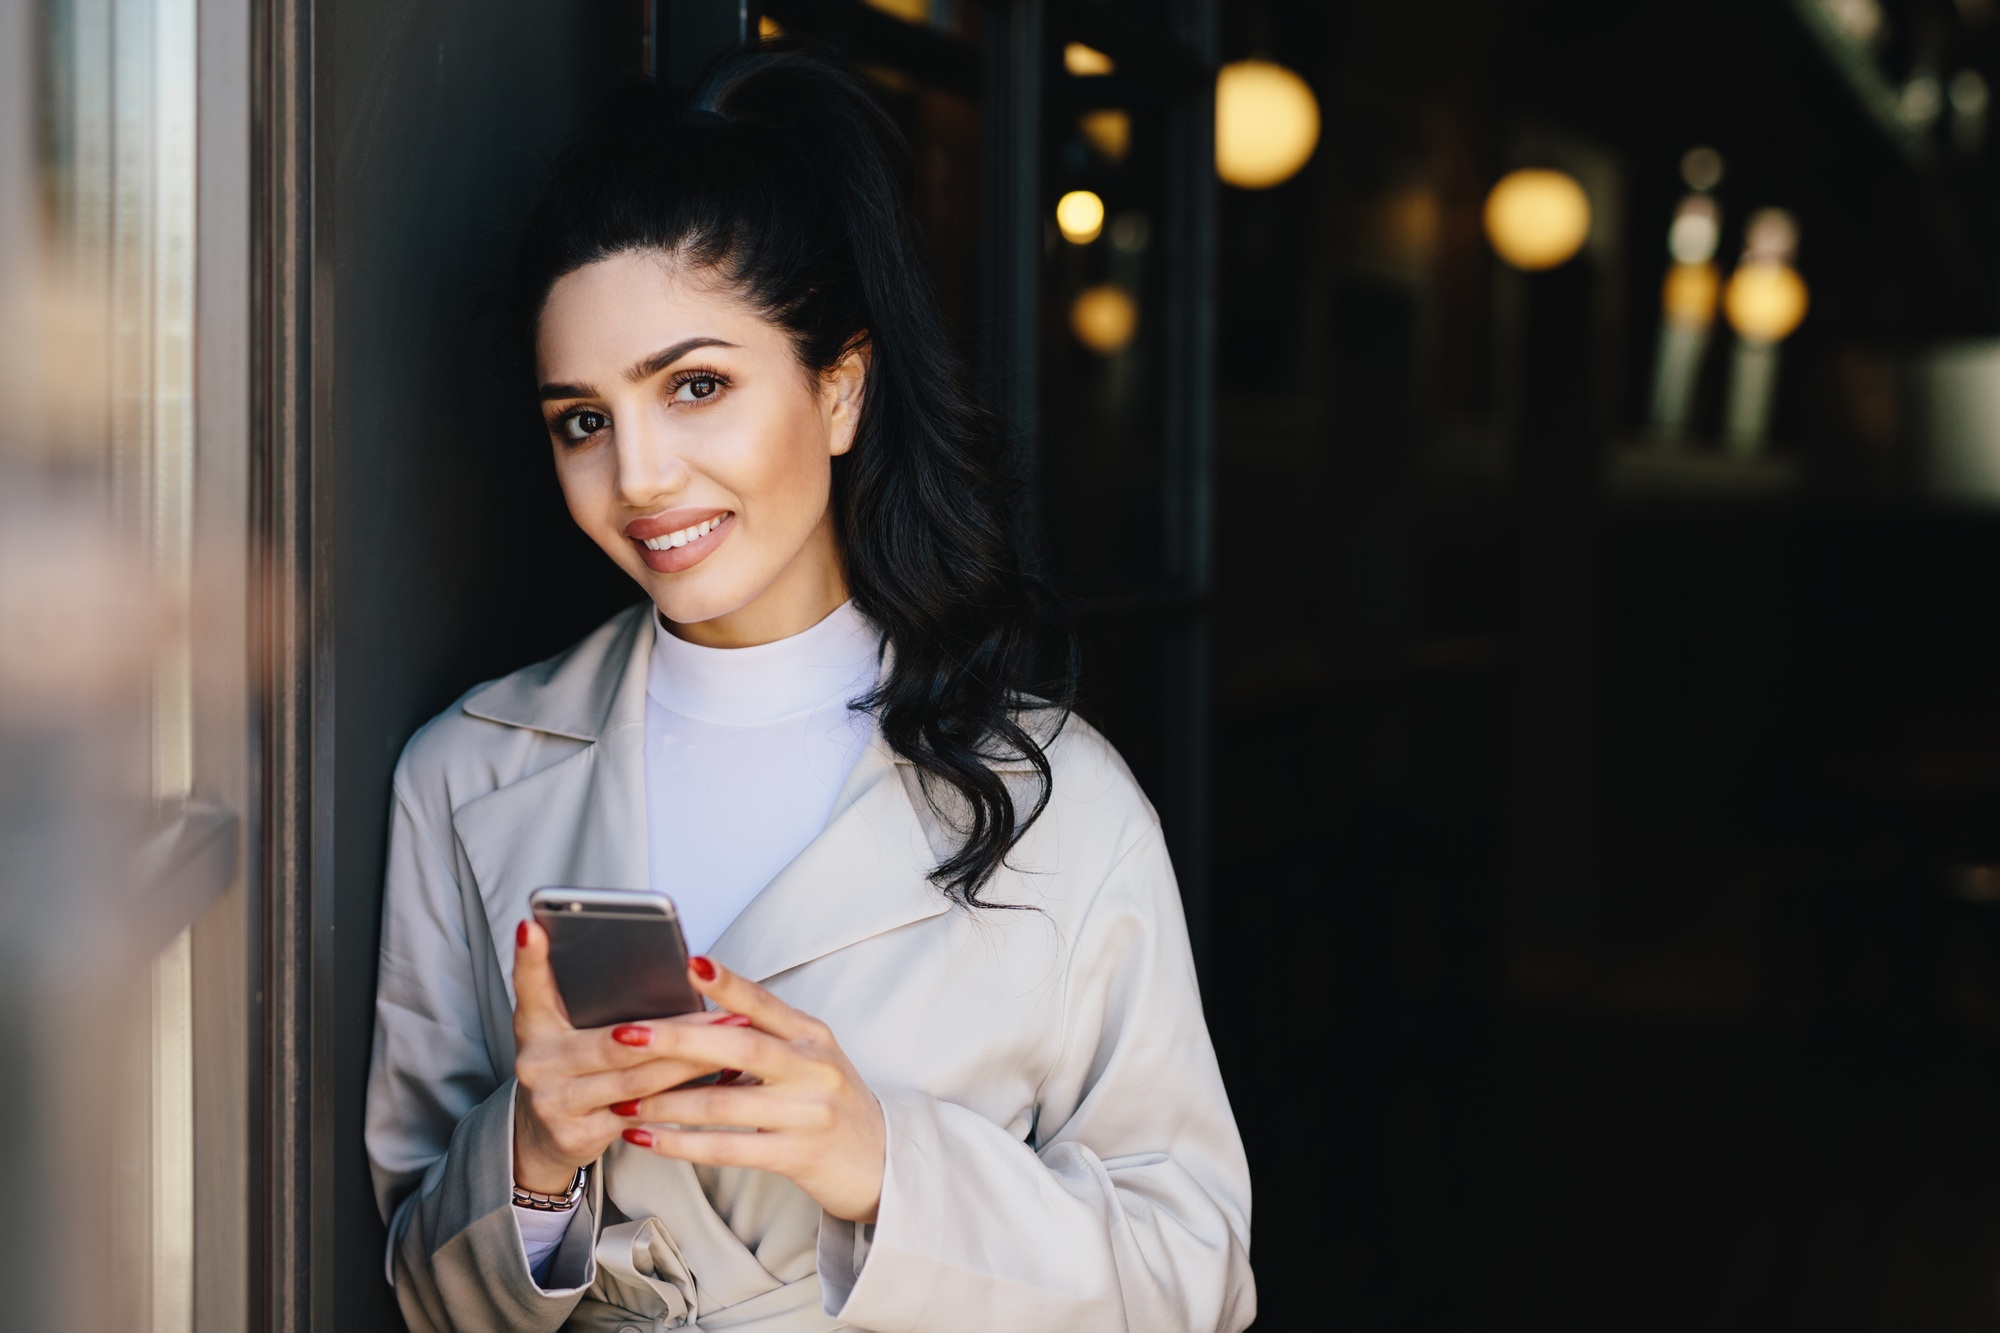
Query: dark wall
321 3 635 1324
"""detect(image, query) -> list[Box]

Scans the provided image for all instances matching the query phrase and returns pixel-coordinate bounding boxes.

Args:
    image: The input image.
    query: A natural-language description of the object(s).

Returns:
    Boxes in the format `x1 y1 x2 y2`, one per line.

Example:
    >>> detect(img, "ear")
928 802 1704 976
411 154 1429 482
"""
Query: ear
822 336 871 458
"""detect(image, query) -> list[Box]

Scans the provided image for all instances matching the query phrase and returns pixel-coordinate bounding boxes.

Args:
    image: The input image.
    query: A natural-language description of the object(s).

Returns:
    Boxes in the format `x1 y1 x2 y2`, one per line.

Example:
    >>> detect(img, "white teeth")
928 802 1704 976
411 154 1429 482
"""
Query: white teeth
642 516 726 551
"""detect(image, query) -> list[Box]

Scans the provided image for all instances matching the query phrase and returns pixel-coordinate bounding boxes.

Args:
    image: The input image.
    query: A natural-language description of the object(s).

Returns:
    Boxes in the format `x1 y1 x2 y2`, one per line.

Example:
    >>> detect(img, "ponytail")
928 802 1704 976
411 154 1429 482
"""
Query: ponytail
509 44 1076 905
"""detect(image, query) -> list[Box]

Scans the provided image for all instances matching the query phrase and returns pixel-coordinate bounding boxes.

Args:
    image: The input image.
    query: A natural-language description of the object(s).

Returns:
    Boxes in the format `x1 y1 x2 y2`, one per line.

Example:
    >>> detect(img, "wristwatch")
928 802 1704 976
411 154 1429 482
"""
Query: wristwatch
512 1165 587 1212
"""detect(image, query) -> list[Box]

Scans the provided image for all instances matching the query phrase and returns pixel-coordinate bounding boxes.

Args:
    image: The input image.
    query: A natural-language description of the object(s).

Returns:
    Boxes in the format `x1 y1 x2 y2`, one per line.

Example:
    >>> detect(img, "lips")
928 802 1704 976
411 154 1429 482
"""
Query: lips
625 509 734 574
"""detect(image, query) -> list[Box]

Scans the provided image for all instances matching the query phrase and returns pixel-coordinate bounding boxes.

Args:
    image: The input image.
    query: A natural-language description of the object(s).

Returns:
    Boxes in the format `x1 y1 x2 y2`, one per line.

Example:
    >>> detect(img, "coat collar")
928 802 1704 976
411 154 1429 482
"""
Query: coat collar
450 603 960 991
461 603 654 742
462 602 1051 769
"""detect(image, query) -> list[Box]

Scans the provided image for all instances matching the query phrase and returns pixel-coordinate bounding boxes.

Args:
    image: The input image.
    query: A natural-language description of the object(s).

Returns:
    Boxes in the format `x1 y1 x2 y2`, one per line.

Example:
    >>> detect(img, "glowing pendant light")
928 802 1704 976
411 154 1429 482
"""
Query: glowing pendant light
1215 60 1320 190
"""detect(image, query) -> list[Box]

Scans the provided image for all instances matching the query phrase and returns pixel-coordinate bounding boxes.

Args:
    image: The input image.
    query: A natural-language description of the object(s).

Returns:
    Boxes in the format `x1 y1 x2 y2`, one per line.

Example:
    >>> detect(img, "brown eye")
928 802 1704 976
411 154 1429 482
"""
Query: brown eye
559 410 609 442
674 374 722 403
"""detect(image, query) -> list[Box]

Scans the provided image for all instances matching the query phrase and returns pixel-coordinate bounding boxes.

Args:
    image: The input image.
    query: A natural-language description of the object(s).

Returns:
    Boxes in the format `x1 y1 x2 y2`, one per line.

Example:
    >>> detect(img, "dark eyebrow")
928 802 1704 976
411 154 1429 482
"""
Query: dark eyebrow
628 337 738 382
538 337 740 402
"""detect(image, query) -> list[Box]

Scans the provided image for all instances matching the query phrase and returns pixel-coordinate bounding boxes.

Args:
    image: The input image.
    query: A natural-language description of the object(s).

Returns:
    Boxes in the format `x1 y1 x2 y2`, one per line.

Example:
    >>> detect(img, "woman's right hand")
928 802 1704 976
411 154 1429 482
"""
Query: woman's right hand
510 918 740 1194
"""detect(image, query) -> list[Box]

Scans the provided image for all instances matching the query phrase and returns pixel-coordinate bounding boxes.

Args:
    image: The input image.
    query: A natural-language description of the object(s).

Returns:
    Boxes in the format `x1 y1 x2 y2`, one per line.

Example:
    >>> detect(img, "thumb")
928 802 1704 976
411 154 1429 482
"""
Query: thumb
512 918 572 1030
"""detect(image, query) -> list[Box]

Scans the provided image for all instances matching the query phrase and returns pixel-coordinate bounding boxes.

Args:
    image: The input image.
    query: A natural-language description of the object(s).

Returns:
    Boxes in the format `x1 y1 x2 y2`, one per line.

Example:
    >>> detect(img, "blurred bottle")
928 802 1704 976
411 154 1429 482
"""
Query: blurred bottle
1648 186 1724 442
1721 209 1810 457
1951 68 1989 155
1648 148 1726 444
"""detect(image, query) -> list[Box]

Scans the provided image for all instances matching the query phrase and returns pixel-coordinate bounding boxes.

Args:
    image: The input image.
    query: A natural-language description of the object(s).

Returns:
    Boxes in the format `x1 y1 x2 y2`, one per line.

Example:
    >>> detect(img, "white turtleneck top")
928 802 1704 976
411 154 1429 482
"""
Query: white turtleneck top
516 599 884 1280
640 598 884 956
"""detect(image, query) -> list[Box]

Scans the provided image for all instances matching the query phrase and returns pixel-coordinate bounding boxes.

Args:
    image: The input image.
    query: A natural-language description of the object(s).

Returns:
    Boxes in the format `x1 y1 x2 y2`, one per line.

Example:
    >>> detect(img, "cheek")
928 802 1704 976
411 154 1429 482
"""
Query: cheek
551 446 617 531
729 402 835 520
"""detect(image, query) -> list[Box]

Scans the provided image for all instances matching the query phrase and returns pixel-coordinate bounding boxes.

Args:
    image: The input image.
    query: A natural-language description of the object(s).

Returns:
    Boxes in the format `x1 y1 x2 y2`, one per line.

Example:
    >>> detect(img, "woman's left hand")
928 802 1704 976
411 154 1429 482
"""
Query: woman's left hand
614 956 886 1224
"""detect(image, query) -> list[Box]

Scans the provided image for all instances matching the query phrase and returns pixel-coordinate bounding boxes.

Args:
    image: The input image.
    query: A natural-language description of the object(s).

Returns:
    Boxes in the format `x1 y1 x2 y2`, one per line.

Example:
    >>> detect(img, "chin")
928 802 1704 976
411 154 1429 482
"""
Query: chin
640 567 758 628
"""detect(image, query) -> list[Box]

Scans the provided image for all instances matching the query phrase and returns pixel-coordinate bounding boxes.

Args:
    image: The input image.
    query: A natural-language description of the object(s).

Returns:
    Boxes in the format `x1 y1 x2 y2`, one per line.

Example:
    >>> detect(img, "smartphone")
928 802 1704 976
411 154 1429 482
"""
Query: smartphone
529 887 703 1029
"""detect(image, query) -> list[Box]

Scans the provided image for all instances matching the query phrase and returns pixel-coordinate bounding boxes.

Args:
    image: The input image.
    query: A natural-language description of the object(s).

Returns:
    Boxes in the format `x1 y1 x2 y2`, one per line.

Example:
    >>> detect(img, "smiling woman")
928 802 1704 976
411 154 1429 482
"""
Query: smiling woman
364 41 1254 1333
535 258 859 642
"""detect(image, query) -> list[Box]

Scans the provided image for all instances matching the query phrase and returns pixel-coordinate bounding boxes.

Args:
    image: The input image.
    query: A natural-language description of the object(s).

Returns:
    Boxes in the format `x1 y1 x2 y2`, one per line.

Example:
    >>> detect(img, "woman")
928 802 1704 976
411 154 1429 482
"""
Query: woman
365 46 1253 1333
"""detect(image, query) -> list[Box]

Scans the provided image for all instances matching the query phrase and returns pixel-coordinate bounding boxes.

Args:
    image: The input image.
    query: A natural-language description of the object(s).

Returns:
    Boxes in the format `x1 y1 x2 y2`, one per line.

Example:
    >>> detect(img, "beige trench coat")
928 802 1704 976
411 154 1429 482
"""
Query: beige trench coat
365 605 1255 1332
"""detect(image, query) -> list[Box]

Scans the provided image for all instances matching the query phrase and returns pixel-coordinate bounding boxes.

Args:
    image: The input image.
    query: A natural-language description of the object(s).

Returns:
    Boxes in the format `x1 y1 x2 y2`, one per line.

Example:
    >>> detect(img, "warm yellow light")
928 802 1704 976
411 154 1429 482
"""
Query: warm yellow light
1215 59 1320 189
1065 43 1115 76
862 0 929 23
1724 261 1809 343
1483 168 1592 271
1662 262 1720 328
1080 109 1131 162
758 14 783 37
1071 284 1138 354
1056 190 1105 245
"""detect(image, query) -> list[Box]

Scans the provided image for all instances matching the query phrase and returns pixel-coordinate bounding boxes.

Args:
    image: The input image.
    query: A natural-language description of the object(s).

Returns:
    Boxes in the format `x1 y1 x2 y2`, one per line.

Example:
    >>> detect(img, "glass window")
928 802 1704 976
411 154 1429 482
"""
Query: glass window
5 0 248 1328
1039 57 1176 594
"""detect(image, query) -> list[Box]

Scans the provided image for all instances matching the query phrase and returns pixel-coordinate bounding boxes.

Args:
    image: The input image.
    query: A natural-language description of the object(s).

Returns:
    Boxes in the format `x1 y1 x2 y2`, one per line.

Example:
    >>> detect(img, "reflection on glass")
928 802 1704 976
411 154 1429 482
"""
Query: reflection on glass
38 0 199 1327
1041 35 1171 593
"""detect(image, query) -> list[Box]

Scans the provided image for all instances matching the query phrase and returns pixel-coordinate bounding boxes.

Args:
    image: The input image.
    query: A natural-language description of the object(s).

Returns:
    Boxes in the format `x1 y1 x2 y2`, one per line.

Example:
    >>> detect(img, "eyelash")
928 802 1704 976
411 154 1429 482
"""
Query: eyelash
669 367 729 403
551 368 731 443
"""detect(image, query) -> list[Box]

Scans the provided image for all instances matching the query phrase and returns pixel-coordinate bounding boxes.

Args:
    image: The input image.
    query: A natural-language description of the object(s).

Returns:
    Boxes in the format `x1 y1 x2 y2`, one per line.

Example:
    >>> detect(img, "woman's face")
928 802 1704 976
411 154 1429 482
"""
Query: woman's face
536 250 865 648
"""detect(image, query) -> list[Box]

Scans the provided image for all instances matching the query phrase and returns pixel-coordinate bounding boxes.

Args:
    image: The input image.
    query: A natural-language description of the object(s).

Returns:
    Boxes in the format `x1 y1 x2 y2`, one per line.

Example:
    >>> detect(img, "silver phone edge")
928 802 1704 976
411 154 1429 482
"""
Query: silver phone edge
529 885 682 921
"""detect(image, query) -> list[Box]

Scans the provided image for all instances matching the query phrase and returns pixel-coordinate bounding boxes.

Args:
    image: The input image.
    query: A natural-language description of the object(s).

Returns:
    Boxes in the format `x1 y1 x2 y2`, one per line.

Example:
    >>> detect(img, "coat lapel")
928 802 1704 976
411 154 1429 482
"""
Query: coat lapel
706 734 950 984
451 605 653 1007
448 601 968 1001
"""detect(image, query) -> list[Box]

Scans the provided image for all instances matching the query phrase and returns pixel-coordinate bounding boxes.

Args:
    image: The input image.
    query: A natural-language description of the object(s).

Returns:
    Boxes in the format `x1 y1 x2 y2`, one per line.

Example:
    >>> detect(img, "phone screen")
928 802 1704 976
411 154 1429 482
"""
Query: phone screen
530 888 702 1029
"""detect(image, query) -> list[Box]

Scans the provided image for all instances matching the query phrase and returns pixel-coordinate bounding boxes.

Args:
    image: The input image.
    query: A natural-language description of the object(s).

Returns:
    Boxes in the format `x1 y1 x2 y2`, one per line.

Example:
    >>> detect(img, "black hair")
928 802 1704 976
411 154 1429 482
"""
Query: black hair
508 43 1075 905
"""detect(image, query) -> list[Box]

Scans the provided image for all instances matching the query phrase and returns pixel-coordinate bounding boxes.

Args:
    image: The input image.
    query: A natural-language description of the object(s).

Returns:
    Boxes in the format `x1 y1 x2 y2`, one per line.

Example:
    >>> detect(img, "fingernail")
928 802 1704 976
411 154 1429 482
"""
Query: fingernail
611 1024 652 1047
716 1069 742 1085
516 920 529 948
690 955 717 982
622 1127 654 1148
708 1013 752 1027
610 1099 641 1117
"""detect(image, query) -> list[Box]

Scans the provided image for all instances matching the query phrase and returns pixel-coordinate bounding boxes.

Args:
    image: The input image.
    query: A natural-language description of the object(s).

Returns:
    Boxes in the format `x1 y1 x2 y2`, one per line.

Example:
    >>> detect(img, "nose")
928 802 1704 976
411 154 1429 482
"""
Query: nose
612 411 691 510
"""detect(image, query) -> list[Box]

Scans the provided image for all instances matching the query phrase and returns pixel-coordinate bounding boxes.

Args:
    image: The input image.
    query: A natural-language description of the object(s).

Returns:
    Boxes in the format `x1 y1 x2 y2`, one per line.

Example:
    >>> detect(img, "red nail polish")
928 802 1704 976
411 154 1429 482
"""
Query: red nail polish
716 1069 742 1085
516 920 529 948
708 1013 752 1027
611 1024 652 1047
690 955 717 982
622 1127 654 1148
610 1099 641 1117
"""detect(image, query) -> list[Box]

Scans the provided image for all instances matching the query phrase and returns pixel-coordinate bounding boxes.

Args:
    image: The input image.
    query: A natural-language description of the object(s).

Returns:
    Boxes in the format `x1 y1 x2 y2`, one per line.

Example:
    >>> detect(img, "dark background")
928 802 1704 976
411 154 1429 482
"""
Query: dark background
318 0 2000 1328
1211 1 2000 1329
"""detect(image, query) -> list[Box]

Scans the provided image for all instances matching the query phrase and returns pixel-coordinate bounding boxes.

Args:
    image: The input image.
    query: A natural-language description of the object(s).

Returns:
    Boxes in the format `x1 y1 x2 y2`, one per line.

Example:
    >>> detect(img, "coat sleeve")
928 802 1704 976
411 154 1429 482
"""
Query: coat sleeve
816 829 1256 1332
365 767 599 1331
